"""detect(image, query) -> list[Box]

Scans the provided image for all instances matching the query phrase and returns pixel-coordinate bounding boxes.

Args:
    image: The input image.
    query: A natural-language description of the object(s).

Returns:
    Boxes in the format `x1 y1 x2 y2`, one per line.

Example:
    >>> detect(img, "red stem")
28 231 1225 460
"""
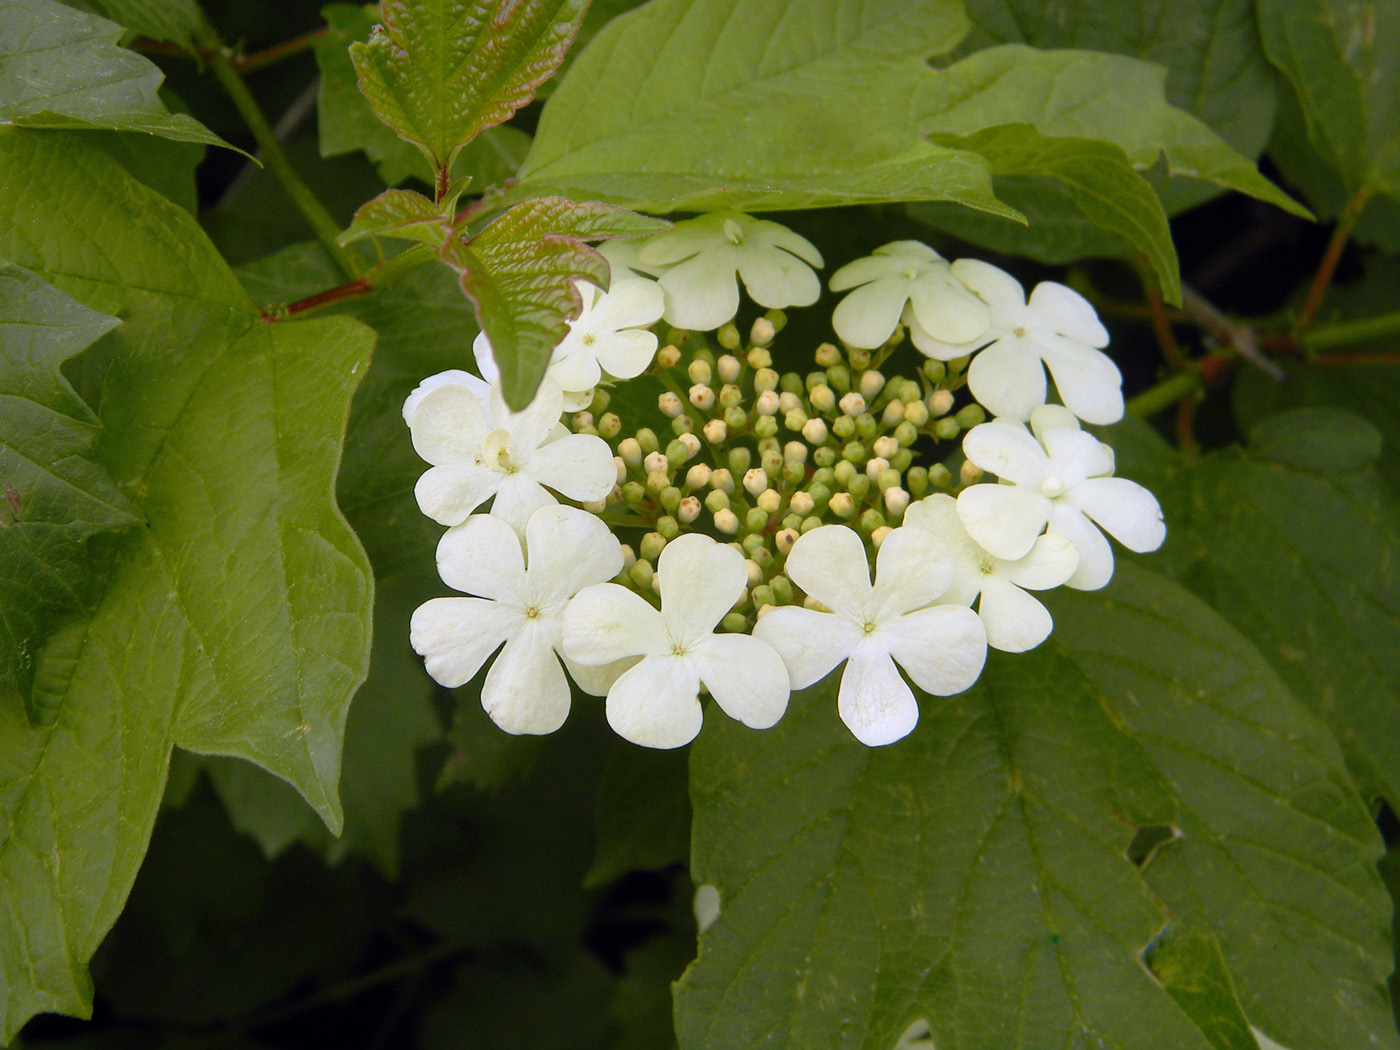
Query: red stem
1295 186 1372 333
277 277 374 317
130 27 326 73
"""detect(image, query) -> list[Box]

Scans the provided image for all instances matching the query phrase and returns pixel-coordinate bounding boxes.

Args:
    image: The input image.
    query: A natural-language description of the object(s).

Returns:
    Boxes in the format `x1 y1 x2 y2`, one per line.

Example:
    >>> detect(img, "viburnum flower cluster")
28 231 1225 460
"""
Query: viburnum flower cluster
406 209 1165 749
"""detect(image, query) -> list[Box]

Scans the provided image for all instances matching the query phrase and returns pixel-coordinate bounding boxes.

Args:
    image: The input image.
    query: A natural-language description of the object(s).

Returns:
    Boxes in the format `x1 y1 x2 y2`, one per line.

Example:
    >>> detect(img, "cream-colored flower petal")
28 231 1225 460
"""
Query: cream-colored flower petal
956 483 1049 562
436 512 526 599
523 432 616 502
906 274 991 345
594 328 659 380
1028 280 1109 347
870 526 954 620
561 652 639 697
410 384 490 465
1069 477 1166 553
966 338 1048 421
750 218 823 267
837 645 919 746
1036 332 1123 425
880 604 986 694
1042 426 1115 486
690 633 789 729
563 582 669 665
658 250 741 330
410 596 516 688
737 247 821 310
403 369 490 425
780 524 873 619
961 420 1048 487
481 626 572 734
522 504 624 598
751 605 864 690
656 533 748 641
1047 504 1116 590
414 463 500 526
951 258 1028 318
976 576 1054 653
1002 532 1079 591
486 474 558 535
831 277 912 348
605 655 704 748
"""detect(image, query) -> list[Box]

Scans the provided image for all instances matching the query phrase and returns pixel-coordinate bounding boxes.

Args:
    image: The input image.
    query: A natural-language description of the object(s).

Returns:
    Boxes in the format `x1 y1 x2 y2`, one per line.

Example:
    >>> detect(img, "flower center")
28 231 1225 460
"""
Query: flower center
582 333 596 346
484 428 517 473
1014 325 1027 337
722 217 745 245
903 265 919 280
862 620 877 634
979 559 996 575
1039 475 1066 498
524 605 540 620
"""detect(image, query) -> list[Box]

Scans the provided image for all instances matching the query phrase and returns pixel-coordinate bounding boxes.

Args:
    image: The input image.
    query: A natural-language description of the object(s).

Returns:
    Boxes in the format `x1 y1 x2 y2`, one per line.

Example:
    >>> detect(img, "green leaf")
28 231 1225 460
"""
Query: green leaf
925 124 1181 302
0 263 137 712
340 188 452 246
74 0 203 48
315 2 534 188
513 0 1015 216
679 564 1394 1050
0 131 373 1038
1255 0 1400 194
0 0 233 149
1145 406 1400 813
584 745 690 888
349 0 587 180
1142 923 1261 1050
442 197 669 409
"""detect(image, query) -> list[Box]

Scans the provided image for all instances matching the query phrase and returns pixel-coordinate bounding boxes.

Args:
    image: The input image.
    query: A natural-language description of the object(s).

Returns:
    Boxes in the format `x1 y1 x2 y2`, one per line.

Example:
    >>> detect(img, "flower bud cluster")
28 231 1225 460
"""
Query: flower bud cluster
402 219 1165 751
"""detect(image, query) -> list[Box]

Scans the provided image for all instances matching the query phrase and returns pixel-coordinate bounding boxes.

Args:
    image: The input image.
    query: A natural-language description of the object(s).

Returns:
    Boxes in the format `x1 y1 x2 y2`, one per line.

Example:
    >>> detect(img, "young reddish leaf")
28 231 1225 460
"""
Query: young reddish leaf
350 0 589 188
440 197 668 409
340 188 453 247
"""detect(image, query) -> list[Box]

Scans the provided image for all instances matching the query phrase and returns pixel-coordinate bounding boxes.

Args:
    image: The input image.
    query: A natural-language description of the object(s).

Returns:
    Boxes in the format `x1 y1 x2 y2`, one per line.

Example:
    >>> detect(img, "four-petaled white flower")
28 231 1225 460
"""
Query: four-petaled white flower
408 375 615 533
562 533 790 749
752 525 986 746
957 408 1165 590
903 493 1078 653
474 278 665 413
410 506 625 735
905 258 1123 425
829 240 990 349
637 210 823 331
403 369 492 425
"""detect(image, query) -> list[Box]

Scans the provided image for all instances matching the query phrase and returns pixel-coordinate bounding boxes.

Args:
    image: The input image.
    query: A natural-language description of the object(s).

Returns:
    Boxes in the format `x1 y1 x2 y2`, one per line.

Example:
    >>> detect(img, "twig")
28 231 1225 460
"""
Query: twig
1294 186 1372 332
131 27 327 73
1179 285 1288 382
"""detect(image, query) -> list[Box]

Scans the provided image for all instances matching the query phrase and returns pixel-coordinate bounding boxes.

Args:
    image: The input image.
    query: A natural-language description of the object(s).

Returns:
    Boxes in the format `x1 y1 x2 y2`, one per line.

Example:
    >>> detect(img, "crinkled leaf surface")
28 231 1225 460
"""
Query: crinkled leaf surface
513 0 1015 215
349 0 586 178
0 263 135 713
442 197 669 409
1135 406 1400 813
0 130 373 1039
1255 0 1400 194
0 0 232 148
925 124 1181 301
679 564 1394 1050
315 2 533 188
340 188 451 247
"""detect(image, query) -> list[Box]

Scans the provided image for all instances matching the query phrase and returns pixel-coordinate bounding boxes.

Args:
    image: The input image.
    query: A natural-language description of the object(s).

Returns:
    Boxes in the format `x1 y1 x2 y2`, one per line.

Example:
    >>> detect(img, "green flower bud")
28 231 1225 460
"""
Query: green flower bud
946 354 970 376
827 364 851 395
893 421 918 447
728 447 752 476
721 611 749 633
746 346 772 369
780 371 805 395
746 507 769 533
765 308 788 333
598 412 622 439
666 438 691 468
904 399 930 427
575 424 600 437
646 470 670 495
810 384 837 413
672 414 696 436
842 440 866 464
753 414 779 439
717 322 741 350
636 427 659 454
847 347 871 370
890 449 913 472
859 507 885 532
724 406 748 431
751 583 776 608
934 417 961 441
779 516 802 536
782 461 805 486
928 463 953 489
847 475 871 501
753 367 780 393
906 466 929 497
704 489 730 514
718 383 743 409
784 408 809 432
854 413 878 441
621 480 646 505
877 467 901 492
832 414 856 440
752 545 774 569
806 481 832 509
640 532 667 561
922 359 946 382
800 514 824 533
741 532 766 554
760 449 783 477
770 575 794 605
589 388 611 413
955 403 986 429
813 445 837 468
618 437 643 467
660 486 682 513
832 460 857 489
687 358 713 385
629 559 654 588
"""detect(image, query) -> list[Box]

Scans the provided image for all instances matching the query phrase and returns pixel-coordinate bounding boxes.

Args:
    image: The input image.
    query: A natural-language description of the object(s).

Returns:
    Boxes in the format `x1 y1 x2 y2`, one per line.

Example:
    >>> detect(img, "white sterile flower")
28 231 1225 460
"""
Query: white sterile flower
562 533 790 749
905 258 1123 425
957 409 1165 591
752 525 986 747
904 493 1078 653
828 241 990 349
637 210 823 331
408 375 615 533
599 237 665 281
411 506 624 734
474 278 665 412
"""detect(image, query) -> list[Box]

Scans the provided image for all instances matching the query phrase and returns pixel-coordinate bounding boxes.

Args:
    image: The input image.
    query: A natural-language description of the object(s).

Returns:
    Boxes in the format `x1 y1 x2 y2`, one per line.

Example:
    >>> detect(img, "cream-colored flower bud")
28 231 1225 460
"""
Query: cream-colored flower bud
814 342 841 367
678 494 702 523
882 399 906 427
613 456 627 484
717 323 741 350
872 435 898 459
716 354 742 384
803 594 833 613
800 418 829 446
745 558 763 586
828 491 856 519
754 367 779 393
643 451 669 476
640 532 667 561
754 389 780 416
778 390 802 414
870 525 893 548
756 488 781 514
750 316 776 346
928 389 955 417
718 383 743 408
658 391 684 417
618 437 643 467
809 384 836 413
684 463 712 490
865 456 890 482
903 399 929 427
755 603 777 620
788 491 815 516
743 467 769 497
688 384 715 411
710 467 735 492
746 346 772 369
687 358 713 385
702 418 728 445
678 432 701 458
656 344 681 369
714 507 740 534
883 487 909 516
859 370 884 401
838 391 866 417
619 543 636 570
959 460 984 485
582 498 607 514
